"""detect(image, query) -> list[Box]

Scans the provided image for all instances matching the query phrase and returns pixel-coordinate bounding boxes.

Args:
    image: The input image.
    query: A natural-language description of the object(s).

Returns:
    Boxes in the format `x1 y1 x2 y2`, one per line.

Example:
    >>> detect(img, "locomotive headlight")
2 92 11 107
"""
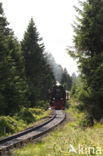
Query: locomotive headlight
53 98 55 100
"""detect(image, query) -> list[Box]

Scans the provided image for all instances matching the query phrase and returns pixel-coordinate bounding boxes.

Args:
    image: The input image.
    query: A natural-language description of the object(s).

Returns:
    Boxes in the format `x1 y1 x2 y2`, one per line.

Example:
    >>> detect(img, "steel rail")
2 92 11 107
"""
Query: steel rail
0 110 65 153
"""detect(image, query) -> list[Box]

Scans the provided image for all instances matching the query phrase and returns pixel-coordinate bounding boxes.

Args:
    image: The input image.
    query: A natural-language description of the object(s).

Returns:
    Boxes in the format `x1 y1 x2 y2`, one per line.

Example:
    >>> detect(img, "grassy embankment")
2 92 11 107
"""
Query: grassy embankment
0 106 50 138
13 100 103 156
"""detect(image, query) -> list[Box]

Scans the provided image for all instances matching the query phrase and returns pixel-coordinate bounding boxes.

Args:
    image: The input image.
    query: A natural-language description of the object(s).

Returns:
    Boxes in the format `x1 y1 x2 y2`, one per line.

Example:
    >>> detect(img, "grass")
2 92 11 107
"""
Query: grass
13 101 103 156
0 107 50 138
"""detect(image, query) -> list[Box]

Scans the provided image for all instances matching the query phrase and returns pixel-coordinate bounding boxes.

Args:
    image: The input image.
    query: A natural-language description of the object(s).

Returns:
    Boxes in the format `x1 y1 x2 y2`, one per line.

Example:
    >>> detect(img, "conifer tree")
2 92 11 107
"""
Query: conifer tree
0 3 30 114
21 18 49 106
68 0 103 121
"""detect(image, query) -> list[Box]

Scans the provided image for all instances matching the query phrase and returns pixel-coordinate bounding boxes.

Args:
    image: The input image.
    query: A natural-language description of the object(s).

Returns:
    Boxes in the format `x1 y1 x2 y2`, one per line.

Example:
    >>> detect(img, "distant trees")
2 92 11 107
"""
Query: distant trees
46 53 72 90
68 0 103 121
61 68 72 91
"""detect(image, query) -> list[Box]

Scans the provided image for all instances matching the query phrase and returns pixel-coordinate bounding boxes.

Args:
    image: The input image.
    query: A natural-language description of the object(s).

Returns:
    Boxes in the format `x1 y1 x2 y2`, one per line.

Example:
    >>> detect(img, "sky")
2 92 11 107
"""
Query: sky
0 0 80 75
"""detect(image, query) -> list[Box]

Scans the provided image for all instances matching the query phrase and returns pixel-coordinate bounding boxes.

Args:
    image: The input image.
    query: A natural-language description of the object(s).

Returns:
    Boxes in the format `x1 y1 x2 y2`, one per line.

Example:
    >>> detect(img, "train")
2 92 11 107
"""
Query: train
48 84 70 109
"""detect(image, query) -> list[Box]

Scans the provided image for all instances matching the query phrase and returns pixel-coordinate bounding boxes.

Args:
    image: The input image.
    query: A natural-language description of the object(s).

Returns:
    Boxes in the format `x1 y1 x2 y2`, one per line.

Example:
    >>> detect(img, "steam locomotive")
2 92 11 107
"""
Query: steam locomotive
49 84 67 109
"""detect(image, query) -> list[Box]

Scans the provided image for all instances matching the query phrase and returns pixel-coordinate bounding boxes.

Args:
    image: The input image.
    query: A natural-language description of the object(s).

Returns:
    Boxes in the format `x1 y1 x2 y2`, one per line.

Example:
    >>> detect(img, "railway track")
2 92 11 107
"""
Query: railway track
0 110 65 154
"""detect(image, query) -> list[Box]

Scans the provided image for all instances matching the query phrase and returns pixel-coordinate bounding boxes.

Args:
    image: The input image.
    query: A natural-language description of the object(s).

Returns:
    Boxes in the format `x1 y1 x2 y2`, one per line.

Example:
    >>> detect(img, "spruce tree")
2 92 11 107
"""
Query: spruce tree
0 3 9 114
0 3 30 114
21 18 47 106
68 0 103 121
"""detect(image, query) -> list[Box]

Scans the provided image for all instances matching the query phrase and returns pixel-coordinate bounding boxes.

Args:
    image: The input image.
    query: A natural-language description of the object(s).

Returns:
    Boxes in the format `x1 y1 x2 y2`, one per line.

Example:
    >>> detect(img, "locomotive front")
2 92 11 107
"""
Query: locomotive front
49 84 66 109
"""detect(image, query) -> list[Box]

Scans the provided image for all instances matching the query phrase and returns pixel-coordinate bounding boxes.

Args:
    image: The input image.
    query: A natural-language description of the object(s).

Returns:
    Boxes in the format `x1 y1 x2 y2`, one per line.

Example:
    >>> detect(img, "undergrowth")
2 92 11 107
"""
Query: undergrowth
13 100 103 156
0 107 50 138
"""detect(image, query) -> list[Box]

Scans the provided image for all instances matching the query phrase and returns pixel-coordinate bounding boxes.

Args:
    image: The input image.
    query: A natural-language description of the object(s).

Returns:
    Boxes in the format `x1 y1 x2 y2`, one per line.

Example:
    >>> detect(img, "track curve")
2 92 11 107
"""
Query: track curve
0 110 65 153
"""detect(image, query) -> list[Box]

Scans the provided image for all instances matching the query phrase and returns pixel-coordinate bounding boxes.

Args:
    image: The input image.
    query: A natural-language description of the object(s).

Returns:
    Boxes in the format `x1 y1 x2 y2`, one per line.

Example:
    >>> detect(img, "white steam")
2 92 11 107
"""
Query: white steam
46 53 63 82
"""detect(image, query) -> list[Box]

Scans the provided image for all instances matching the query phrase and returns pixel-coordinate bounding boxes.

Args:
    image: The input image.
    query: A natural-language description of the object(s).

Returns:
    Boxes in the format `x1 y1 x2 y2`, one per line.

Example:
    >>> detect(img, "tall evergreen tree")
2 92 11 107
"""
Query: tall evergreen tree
0 3 9 114
21 18 50 106
0 3 30 114
68 0 103 121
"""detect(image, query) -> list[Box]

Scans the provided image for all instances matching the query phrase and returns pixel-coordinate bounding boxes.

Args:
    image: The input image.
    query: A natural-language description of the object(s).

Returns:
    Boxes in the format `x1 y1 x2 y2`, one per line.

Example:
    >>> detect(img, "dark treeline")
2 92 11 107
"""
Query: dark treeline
69 0 103 124
0 3 72 115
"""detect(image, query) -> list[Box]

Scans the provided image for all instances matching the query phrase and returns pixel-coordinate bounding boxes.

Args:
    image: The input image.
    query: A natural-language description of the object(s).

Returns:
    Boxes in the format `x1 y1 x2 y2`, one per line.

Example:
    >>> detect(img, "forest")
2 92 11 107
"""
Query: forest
69 0 103 125
1 0 103 154
0 2 72 116
1 0 103 136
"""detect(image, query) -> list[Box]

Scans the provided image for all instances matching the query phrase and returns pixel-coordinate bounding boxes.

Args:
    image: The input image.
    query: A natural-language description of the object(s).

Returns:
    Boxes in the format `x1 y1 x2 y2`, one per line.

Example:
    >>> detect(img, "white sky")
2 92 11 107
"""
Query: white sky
0 0 80 75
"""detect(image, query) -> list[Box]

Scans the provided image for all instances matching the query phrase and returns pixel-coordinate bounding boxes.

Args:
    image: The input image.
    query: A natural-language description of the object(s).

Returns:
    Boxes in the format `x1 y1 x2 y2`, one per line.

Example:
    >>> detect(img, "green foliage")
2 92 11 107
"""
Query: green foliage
28 108 44 115
70 75 80 99
21 18 55 106
70 82 77 97
79 112 94 127
0 116 16 135
13 107 103 156
73 0 103 56
68 0 103 122
20 108 35 124
0 3 31 115
0 3 55 115
0 108 49 137
36 100 49 109
61 68 72 90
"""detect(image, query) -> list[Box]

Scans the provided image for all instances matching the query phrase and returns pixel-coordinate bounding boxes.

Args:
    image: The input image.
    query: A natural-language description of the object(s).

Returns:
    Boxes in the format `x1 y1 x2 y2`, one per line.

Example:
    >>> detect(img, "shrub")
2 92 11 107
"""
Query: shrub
0 116 16 135
20 108 35 124
29 108 43 115
79 113 94 127
37 100 49 109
